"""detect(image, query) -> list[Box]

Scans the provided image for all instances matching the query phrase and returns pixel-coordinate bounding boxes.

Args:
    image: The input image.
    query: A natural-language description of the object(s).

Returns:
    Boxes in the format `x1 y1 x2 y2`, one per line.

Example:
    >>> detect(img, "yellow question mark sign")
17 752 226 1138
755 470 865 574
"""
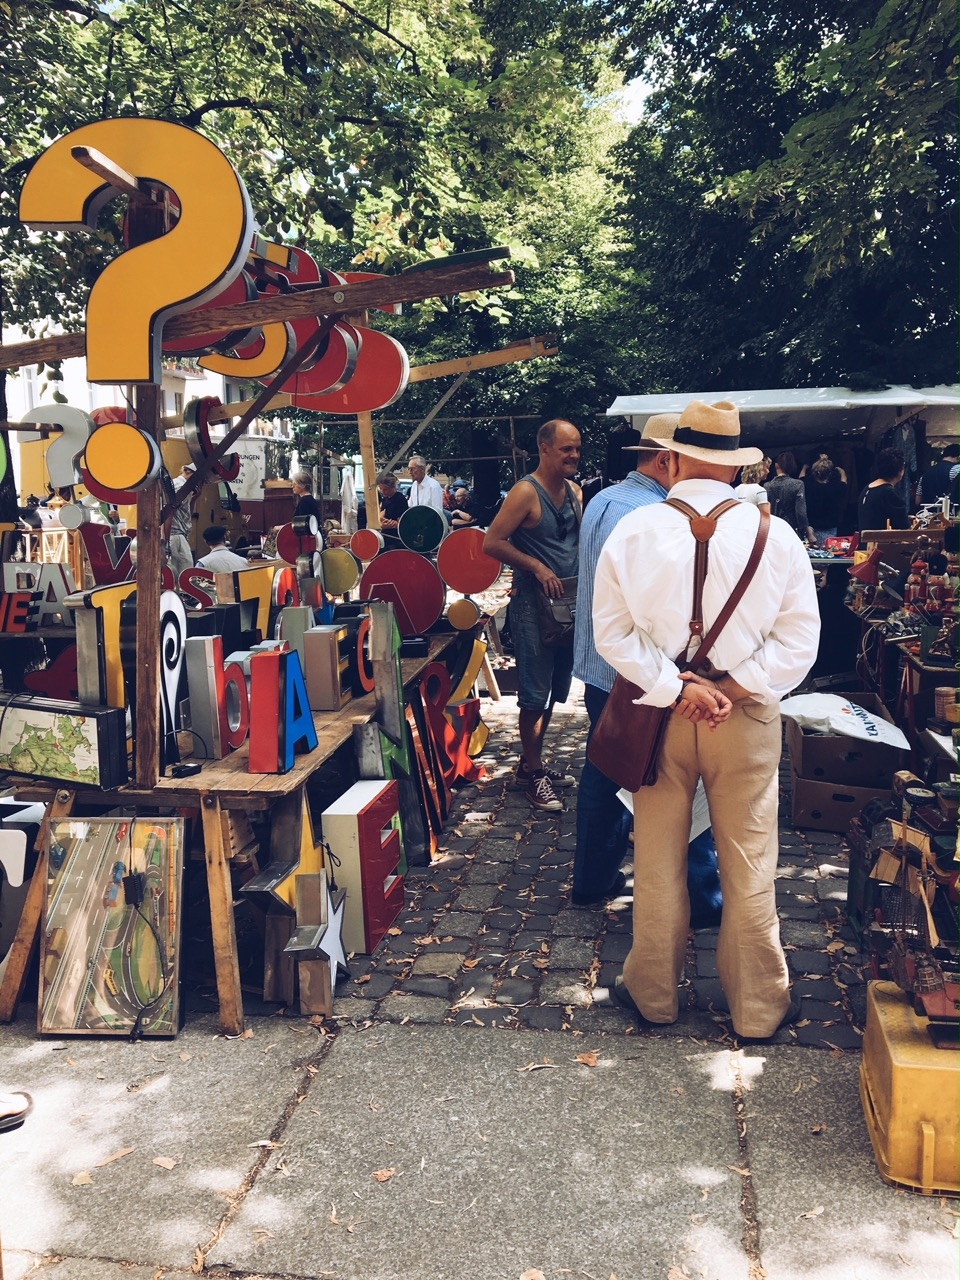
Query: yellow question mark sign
19 119 254 384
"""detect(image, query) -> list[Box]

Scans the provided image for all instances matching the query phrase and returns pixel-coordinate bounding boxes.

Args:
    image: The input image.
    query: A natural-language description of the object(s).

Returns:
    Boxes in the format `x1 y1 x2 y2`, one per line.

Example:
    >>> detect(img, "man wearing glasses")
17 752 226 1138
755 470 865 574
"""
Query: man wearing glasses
406 456 445 512
484 420 582 811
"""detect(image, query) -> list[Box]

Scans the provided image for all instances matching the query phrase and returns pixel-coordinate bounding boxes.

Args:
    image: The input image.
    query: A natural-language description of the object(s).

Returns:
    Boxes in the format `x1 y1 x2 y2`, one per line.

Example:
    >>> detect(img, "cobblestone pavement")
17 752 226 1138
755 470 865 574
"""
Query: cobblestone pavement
333 685 867 1051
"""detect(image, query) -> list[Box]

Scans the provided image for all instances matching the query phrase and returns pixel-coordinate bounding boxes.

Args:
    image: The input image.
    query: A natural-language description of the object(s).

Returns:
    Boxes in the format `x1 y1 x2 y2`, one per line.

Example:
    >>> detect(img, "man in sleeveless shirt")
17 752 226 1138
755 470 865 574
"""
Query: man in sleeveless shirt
593 400 820 1041
484 420 583 812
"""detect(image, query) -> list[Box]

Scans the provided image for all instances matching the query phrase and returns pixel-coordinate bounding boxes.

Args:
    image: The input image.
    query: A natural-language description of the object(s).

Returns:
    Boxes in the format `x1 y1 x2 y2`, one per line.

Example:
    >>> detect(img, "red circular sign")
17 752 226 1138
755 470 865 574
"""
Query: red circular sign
359 551 445 636
350 528 384 560
436 528 502 595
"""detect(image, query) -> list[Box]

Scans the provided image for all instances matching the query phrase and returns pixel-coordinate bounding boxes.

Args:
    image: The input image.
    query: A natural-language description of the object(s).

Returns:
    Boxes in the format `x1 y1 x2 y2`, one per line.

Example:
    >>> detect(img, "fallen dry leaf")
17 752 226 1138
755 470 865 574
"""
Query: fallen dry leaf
354 974 371 985
179 1052 192 1063
727 1165 751 1177
463 958 480 969
387 927 403 936
253 1228 274 1241
810 1123 828 1135
248 1139 282 1149
191 1245 205 1274
825 939 845 952
797 1205 824 1220
240 1028 255 1040
667 1268 690 1280
795 1018 811 1028
72 1171 93 1186
153 1156 177 1170
517 1061 558 1073
519 1270 547 1280
95 1146 135 1167
372 1168 397 1182
575 1051 599 1068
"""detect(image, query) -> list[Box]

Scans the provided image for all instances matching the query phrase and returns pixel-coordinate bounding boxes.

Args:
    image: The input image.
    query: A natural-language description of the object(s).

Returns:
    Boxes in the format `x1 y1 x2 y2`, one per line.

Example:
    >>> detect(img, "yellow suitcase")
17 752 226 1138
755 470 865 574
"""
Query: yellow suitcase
859 981 959 1196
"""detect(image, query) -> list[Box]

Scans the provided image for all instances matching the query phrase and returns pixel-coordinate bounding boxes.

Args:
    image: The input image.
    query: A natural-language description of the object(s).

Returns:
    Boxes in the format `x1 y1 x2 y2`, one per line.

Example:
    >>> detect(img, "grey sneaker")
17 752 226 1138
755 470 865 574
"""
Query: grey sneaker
517 759 575 789
525 770 563 811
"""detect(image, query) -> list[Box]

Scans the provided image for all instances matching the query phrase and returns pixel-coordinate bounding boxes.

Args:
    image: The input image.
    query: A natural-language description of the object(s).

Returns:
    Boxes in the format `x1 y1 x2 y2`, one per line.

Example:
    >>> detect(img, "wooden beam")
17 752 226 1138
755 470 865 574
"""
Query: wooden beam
134 383 163 788
406 334 557 383
0 788 75 1023
70 145 156 206
159 335 556 430
383 374 469 473
0 262 516 371
357 411 380 529
201 794 245 1034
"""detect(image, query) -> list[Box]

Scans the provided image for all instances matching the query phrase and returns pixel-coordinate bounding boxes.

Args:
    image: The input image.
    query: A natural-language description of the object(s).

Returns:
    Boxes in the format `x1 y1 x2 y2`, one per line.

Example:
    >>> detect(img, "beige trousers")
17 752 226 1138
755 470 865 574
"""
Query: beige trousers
622 699 790 1038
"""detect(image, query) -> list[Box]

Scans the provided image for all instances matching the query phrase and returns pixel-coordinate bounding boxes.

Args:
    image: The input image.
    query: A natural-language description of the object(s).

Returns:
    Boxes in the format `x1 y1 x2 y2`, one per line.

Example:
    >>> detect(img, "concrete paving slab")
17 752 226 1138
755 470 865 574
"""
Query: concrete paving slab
743 1045 957 1280
210 1023 750 1280
13 1262 167 1280
0 1012 319 1270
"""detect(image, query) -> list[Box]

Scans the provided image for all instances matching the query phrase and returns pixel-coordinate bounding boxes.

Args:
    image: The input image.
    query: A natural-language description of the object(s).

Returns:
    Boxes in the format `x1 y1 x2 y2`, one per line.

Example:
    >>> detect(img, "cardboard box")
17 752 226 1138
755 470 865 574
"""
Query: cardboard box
790 765 891 833
784 692 908 789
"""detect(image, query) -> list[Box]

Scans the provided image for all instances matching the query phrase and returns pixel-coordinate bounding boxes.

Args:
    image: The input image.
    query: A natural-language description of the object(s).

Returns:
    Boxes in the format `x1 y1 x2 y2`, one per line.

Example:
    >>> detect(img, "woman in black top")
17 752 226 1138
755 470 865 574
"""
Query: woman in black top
858 448 909 533
291 470 327 547
765 452 813 541
376 472 409 548
803 455 847 543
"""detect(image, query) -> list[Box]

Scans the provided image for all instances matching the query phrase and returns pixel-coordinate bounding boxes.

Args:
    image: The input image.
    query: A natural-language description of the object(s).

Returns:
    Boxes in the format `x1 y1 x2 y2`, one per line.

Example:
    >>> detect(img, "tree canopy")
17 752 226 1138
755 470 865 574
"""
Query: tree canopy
1 0 955 476
601 0 958 390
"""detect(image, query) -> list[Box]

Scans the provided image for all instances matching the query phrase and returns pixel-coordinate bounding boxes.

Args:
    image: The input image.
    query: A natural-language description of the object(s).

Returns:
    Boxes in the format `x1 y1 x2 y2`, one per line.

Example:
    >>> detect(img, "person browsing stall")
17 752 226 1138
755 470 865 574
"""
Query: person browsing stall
572 413 722 922
406 456 445 513
449 485 482 528
377 473 409 549
483 420 582 812
195 525 248 572
166 461 197 578
859 448 911 533
764 452 813 542
593 400 820 1041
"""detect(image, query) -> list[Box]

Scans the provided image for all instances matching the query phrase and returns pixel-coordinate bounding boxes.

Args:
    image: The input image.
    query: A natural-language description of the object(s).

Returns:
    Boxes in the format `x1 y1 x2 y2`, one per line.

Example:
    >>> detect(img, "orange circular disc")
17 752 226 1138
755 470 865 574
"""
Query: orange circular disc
447 598 482 630
350 528 384 560
84 422 162 491
436 528 502 595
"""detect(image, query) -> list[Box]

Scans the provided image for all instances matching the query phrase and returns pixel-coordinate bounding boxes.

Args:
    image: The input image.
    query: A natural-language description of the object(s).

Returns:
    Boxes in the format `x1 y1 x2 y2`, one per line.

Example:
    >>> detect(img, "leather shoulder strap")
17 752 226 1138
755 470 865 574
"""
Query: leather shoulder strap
664 497 741 640
686 508 770 670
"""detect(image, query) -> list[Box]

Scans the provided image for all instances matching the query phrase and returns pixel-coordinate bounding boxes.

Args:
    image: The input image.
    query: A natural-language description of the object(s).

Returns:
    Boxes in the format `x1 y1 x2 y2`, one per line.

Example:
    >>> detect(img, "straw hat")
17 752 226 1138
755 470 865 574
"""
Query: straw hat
647 400 761 466
622 412 680 450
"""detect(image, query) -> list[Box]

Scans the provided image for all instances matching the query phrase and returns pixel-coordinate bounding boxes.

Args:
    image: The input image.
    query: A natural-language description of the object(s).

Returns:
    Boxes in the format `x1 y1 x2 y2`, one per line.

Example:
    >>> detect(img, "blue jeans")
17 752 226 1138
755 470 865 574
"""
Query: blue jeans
573 684 632 899
574 684 723 919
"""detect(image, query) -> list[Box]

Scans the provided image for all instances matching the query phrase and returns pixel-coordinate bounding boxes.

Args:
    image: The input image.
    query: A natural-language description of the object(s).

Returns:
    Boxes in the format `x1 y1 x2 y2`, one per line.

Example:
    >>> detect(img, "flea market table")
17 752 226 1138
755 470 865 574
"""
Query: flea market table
0 635 457 1037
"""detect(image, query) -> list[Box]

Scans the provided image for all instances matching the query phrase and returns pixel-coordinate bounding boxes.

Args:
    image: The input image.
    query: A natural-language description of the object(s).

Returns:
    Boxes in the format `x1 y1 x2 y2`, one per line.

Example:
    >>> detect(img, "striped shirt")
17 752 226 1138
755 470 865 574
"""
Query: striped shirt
573 470 667 692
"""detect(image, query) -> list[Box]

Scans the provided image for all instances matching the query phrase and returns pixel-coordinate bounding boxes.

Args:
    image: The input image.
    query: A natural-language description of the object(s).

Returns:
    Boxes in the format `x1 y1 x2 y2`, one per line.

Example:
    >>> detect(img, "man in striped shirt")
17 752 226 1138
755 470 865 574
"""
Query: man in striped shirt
571 414 722 921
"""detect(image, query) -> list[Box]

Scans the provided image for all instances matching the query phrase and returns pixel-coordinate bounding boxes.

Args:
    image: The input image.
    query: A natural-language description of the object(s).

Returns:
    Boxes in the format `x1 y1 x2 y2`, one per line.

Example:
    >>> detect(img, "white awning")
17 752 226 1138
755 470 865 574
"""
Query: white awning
606 385 959 447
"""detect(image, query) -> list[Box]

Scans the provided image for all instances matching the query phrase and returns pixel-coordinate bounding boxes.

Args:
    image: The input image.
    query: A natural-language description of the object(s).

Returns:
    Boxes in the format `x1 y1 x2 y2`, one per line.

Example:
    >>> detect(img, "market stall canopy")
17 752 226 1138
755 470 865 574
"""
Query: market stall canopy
606 386 959 448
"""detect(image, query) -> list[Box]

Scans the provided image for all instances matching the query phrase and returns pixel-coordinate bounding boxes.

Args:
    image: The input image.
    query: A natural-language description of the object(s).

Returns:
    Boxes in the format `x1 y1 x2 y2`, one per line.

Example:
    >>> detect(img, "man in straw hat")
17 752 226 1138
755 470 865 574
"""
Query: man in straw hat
571 414 721 924
593 399 820 1041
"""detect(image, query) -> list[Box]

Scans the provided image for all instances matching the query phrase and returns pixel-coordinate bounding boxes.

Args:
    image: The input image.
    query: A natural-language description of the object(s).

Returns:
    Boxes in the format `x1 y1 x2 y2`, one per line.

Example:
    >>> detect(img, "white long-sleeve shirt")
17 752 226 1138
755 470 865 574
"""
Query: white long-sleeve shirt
408 474 445 513
593 477 820 707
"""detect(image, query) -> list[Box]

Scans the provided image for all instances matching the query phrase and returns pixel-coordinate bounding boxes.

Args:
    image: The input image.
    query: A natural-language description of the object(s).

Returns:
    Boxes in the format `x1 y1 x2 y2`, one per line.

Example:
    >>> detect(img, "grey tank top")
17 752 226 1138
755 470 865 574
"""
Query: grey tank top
511 475 580 583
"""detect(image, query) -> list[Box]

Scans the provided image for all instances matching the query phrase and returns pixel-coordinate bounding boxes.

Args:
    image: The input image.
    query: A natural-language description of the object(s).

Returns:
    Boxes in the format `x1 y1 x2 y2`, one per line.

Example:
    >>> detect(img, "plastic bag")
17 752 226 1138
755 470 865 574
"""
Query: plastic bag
779 694 909 750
